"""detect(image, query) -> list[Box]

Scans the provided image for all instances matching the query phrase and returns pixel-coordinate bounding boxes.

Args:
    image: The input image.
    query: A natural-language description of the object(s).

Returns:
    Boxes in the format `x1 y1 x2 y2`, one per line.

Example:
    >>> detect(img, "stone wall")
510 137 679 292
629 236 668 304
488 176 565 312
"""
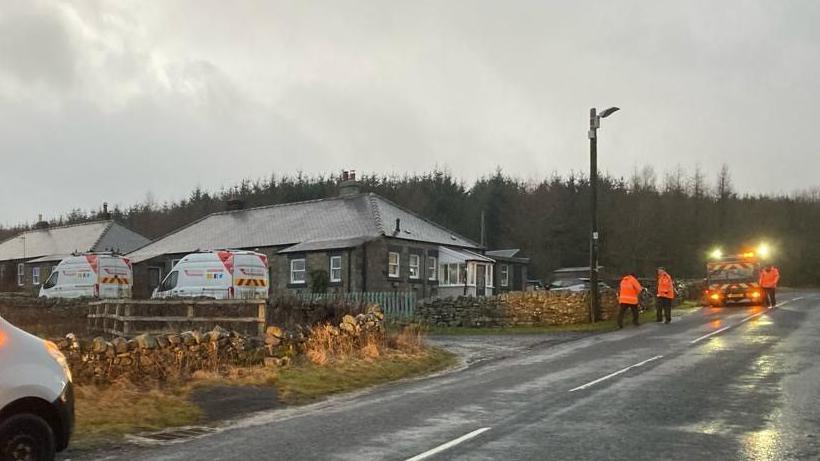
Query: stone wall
416 291 619 328
0 295 92 337
54 306 385 385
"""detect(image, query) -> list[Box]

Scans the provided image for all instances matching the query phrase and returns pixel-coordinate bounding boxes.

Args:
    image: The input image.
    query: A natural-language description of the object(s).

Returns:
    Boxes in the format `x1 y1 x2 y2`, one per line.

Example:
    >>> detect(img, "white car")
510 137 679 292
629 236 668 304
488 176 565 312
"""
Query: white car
153 250 270 300
40 254 133 299
0 316 74 460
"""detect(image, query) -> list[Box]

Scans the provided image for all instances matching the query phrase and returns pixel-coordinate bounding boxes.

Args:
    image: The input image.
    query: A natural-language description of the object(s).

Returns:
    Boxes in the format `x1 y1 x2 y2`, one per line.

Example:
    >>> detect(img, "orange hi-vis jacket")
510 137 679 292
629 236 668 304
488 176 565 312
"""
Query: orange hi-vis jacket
657 271 675 299
759 267 780 288
619 275 643 305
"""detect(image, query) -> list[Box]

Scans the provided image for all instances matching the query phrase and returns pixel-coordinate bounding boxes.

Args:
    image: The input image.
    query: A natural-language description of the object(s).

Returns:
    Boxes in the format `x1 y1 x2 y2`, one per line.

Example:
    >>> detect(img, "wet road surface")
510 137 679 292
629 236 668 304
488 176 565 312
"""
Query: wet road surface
71 290 820 460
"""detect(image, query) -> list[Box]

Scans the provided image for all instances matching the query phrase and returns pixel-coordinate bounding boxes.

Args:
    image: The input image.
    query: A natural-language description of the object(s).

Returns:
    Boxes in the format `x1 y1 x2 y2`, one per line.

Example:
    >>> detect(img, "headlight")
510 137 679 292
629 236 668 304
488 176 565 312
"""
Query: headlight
45 340 72 383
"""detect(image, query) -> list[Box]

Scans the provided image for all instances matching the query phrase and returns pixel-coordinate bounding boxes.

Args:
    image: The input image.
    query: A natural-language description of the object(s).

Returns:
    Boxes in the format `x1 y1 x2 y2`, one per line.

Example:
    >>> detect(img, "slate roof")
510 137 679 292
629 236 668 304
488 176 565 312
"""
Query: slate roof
486 249 530 263
0 221 151 262
127 193 480 263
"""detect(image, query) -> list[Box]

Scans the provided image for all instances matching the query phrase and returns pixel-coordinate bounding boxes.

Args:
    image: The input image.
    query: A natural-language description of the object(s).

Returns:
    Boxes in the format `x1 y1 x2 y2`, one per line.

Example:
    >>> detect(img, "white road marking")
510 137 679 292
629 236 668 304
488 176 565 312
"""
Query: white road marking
405 427 491 461
692 296 803 342
569 355 664 392
690 325 732 344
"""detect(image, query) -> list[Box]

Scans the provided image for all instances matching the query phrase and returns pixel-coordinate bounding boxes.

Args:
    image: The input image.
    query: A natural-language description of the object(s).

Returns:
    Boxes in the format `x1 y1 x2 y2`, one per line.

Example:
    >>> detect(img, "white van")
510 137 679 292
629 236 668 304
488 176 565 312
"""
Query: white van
39 254 133 299
0 316 74 460
152 250 269 300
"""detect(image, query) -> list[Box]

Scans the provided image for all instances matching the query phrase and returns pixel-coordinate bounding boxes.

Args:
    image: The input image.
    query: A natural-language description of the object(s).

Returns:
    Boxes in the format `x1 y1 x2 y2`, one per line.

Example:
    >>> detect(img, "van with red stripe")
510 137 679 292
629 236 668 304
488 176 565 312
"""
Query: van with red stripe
39 254 133 299
152 250 269 300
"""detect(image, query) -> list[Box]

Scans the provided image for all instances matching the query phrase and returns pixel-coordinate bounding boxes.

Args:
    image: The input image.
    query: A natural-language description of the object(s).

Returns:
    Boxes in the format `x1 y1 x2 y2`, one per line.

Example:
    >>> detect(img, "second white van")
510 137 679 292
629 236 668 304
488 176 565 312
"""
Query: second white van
152 250 269 300
39 254 133 299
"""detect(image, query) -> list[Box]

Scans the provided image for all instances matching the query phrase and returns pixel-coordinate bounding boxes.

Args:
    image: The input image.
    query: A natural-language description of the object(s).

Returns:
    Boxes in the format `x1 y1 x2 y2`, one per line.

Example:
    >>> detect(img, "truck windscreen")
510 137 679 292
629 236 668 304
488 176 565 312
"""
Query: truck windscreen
708 266 755 281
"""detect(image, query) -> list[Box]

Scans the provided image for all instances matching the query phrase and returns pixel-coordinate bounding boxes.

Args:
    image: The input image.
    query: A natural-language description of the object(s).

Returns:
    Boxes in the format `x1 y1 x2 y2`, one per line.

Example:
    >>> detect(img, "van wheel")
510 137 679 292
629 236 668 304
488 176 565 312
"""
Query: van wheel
0 414 56 461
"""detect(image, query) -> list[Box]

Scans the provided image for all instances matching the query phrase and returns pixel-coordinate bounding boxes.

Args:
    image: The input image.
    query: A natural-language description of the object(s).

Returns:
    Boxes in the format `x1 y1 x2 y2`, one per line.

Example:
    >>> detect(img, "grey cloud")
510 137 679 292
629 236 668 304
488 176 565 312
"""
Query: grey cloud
0 1 77 90
2 0 820 224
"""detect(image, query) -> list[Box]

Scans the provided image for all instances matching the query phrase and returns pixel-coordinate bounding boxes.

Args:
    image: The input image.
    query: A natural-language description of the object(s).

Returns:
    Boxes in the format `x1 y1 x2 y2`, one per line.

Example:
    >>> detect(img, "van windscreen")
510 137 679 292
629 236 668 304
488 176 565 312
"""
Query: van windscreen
43 271 59 289
160 271 179 291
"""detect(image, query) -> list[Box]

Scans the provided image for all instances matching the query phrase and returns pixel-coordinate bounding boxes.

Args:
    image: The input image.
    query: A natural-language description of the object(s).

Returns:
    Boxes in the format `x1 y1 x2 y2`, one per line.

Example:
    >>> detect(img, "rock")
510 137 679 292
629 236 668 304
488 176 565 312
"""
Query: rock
135 334 158 349
181 331 196 346
91 337 109 354
112 337 129 354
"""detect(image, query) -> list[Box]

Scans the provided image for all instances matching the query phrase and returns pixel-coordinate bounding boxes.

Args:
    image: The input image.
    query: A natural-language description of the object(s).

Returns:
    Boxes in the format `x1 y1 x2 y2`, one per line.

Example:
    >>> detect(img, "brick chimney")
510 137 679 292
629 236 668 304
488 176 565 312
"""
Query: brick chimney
338 169 361 197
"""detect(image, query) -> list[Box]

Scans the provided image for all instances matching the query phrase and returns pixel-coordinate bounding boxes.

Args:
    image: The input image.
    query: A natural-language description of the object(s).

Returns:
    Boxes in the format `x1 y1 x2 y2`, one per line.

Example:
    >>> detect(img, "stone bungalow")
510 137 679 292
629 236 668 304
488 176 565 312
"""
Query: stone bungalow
127 182 521 299
0 220 151 294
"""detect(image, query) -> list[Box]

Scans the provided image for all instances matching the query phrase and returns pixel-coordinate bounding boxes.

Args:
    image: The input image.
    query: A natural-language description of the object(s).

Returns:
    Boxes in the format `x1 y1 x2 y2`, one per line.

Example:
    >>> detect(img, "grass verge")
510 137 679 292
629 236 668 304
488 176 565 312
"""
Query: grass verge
70 347 456 449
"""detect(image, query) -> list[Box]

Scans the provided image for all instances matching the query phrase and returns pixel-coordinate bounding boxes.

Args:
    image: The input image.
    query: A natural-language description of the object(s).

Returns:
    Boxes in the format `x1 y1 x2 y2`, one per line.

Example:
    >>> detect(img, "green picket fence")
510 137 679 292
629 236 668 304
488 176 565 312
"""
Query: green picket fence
291 291 417 321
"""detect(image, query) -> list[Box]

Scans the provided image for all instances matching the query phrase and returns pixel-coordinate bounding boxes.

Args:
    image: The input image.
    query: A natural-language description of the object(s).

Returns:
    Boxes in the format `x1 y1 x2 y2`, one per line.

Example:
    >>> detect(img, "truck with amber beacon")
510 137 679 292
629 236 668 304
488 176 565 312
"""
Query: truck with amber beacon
704 244 771 306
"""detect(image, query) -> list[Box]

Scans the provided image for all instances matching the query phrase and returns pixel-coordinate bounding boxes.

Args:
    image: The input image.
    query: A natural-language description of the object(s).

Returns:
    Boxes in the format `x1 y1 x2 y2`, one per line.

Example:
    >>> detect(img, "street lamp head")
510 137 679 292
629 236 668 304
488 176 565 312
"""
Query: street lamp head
599 107 620 118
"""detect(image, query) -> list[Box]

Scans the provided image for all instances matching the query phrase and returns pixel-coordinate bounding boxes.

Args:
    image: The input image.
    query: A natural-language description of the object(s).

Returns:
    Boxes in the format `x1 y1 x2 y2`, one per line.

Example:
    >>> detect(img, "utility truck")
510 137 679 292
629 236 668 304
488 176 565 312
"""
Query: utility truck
704 247 767 306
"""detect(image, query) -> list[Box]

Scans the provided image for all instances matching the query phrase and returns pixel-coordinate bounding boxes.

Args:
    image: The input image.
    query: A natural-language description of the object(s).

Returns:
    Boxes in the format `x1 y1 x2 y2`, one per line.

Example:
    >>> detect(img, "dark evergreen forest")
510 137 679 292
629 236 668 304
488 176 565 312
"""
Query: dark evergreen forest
3 166 818 285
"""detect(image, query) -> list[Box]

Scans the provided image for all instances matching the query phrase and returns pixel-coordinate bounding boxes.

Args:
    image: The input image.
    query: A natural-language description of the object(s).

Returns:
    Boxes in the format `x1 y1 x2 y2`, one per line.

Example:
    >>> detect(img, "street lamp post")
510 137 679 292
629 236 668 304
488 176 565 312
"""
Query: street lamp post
588 106 619 322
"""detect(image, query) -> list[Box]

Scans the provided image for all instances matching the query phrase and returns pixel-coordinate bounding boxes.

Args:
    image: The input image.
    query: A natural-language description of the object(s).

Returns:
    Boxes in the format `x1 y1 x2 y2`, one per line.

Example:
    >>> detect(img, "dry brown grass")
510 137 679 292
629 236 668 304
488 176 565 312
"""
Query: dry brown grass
72 378 201 448
70 322 455 449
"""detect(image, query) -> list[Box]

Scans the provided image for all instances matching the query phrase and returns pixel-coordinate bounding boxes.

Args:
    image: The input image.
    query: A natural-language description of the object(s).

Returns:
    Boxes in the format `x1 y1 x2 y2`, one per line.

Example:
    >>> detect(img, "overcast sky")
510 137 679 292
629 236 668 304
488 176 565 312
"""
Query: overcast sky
1 0 818 225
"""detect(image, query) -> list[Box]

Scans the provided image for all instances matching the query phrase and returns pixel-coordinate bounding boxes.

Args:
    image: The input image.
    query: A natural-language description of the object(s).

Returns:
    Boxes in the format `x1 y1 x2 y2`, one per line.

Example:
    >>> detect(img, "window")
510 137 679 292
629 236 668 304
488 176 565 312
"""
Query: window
486 264 494 288
170 258 182 270
500 264 510 287
44 271 59 289
290 259 306 284
441 263 464 286
329 256 342 282
17 263 24 286
409 254 420 279
427 256 437 281
0 264 5 281
388 252 400 278
32 267 41 285
160 271 178 291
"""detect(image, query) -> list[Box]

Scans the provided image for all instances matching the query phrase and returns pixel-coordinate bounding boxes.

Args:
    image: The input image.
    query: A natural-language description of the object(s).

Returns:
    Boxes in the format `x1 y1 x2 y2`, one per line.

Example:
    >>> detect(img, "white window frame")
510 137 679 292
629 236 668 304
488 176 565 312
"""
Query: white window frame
500 264 509 287
170 258 182 270
440 262 465 287
290 258 306 284
468 262 477 286
17 263 24 286
427 256 437 281
409 254 420 279
32 267 41 286
329 255 342 283
486 264 494 288
388 252 400 278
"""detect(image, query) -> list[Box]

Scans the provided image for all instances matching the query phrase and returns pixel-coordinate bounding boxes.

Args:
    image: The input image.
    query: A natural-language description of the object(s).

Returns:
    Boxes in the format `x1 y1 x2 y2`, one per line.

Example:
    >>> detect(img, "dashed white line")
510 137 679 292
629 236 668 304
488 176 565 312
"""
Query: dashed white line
690 325 732 344
405 427 491 461
569 355 664 392
691 296 803 343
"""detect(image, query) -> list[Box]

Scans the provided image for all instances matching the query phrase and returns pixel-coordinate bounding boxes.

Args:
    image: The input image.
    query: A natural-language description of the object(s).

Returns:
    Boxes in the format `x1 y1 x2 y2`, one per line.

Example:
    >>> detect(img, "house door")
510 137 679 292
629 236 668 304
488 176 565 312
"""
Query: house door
476 264 486 297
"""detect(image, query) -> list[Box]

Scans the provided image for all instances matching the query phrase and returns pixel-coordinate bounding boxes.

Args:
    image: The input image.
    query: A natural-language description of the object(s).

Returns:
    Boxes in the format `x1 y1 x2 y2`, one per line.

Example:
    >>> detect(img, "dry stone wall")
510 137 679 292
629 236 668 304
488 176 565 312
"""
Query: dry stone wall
54 306 386 385
416 291 619 328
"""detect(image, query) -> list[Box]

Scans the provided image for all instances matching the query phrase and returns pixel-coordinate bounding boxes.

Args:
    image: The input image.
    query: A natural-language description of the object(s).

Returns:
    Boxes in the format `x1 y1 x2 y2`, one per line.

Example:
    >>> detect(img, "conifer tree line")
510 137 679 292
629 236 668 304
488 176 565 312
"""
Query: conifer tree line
3 166 819 286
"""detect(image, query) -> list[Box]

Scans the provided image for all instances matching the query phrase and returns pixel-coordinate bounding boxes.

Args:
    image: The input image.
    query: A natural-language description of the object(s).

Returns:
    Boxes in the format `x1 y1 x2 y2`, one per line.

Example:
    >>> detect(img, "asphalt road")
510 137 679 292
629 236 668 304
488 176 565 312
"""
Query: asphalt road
74 290 820 461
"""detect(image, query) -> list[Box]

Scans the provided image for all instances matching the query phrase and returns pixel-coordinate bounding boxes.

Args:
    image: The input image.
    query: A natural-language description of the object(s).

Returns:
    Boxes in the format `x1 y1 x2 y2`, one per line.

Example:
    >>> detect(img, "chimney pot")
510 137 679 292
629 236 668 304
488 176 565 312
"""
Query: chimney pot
338 170 361 197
